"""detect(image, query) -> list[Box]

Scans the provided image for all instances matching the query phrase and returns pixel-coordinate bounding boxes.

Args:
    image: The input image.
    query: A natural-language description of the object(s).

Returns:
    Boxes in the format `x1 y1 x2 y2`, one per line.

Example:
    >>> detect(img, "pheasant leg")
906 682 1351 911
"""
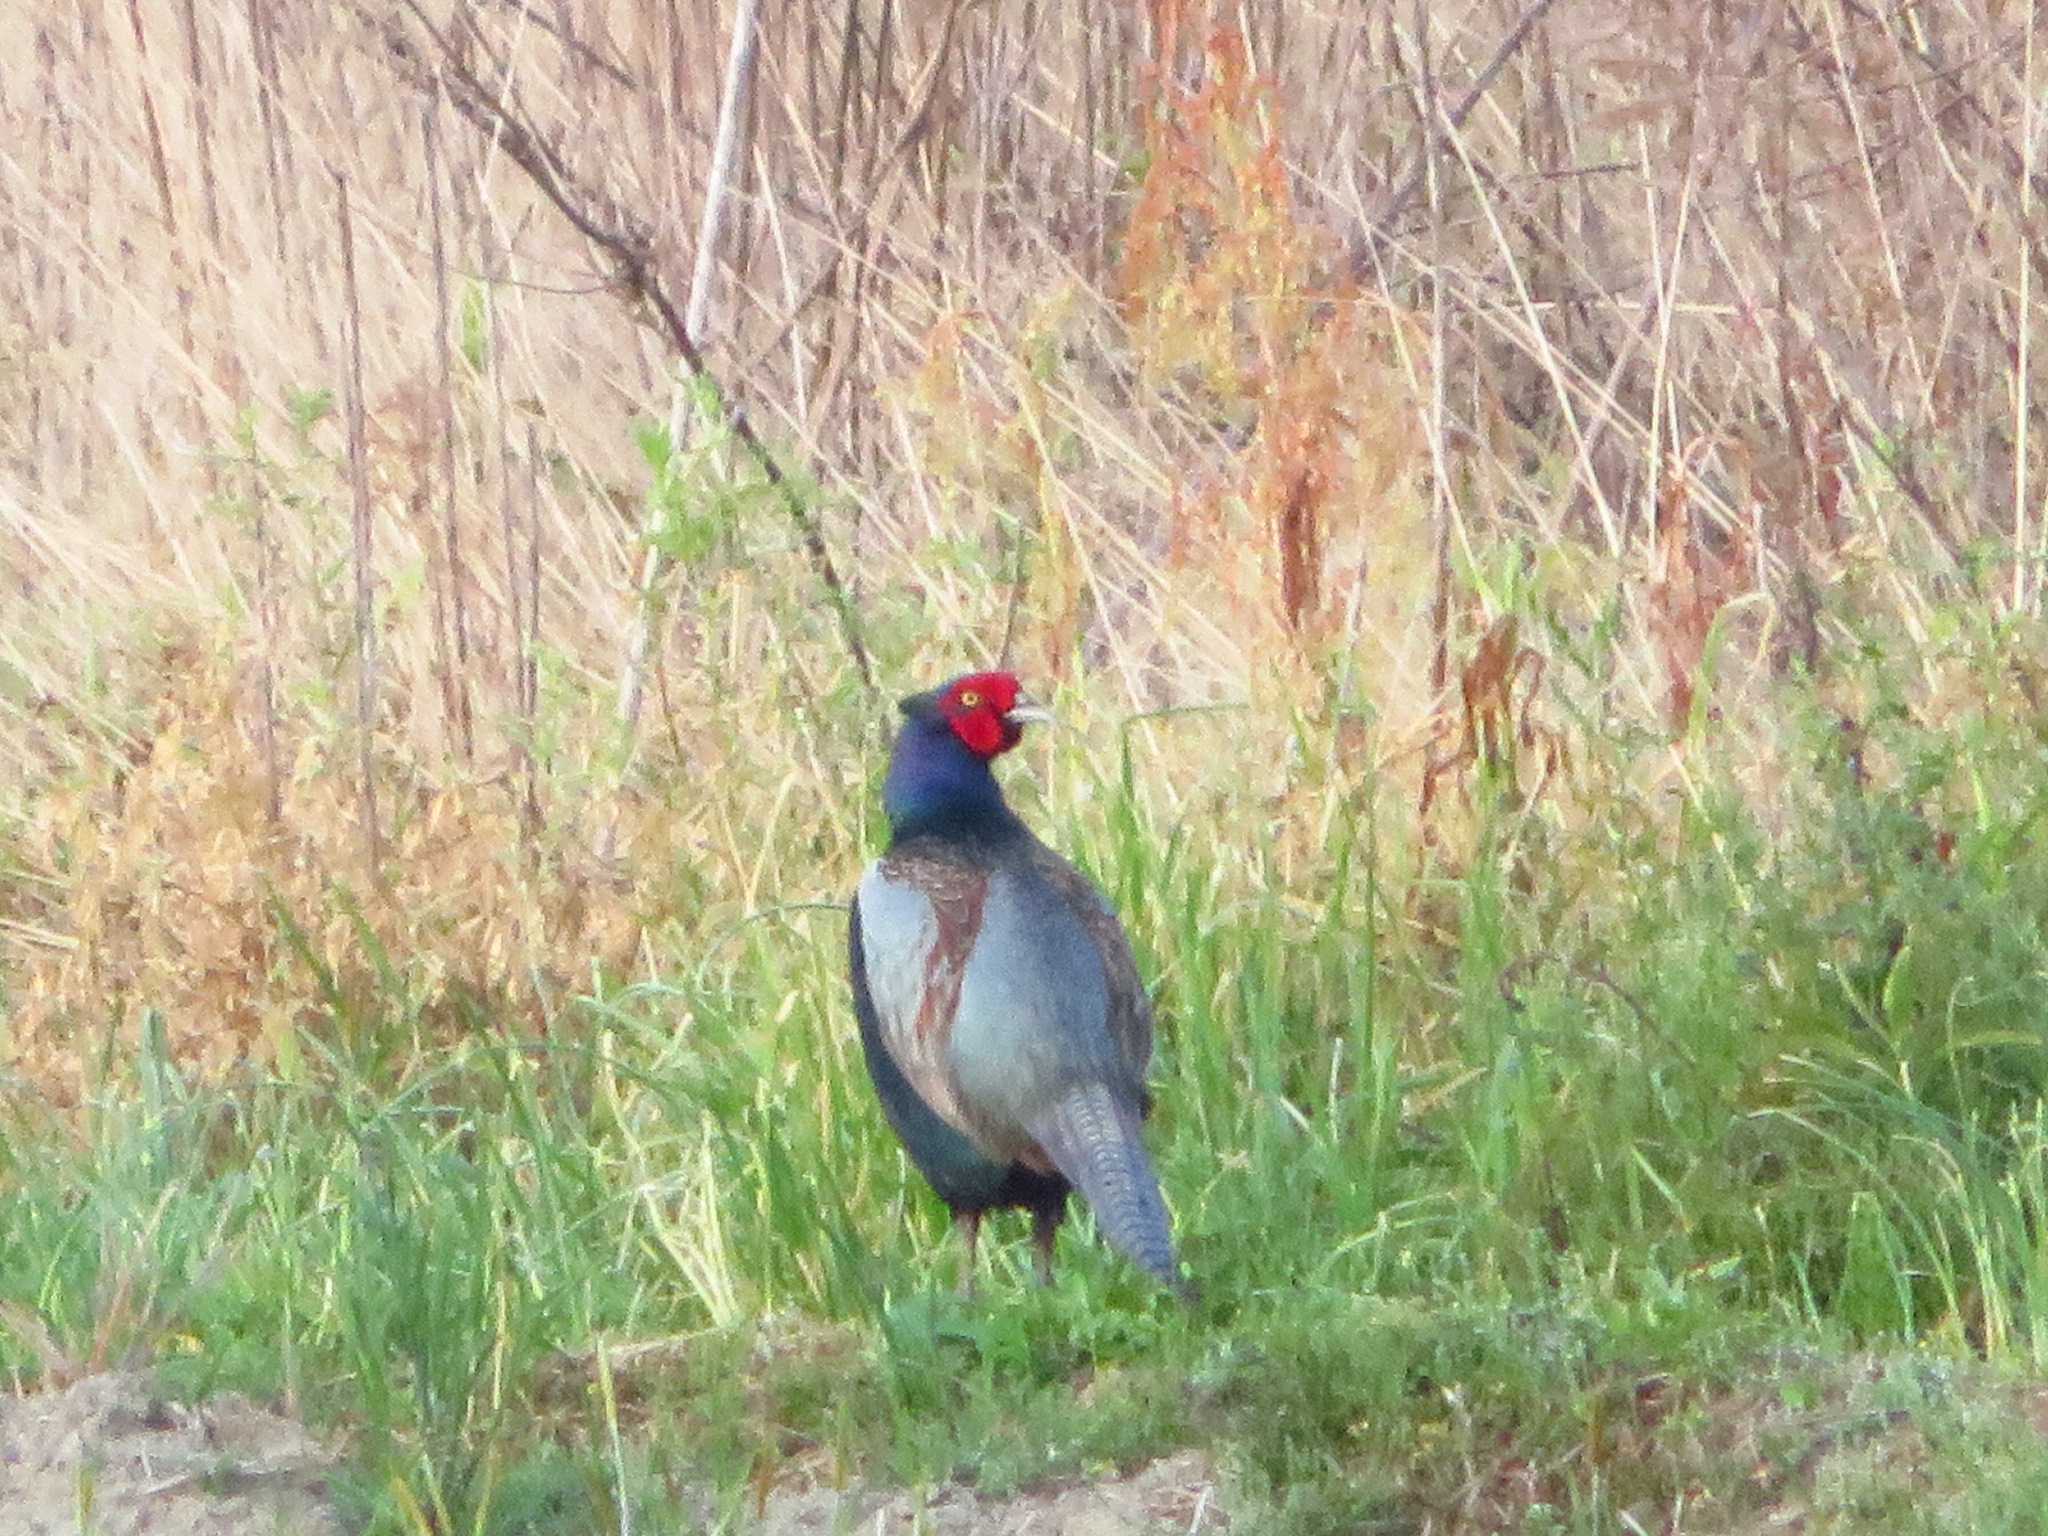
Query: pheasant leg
1031 1208 1059 1286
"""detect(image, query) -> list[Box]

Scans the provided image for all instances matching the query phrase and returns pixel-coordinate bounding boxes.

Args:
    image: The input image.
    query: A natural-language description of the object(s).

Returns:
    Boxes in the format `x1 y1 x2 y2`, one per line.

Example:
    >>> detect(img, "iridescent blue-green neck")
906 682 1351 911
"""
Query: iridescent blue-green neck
882 712 1024 843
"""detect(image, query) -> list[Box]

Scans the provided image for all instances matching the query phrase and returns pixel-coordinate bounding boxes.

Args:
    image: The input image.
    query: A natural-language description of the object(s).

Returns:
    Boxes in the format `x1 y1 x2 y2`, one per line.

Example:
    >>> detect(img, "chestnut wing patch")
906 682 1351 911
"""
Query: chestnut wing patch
855 854 992 1151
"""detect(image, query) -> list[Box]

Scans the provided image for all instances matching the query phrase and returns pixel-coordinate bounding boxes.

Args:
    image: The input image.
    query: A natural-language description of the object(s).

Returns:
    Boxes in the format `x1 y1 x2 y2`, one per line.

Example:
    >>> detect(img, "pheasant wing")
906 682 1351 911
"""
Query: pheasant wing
1020 841 1155 1090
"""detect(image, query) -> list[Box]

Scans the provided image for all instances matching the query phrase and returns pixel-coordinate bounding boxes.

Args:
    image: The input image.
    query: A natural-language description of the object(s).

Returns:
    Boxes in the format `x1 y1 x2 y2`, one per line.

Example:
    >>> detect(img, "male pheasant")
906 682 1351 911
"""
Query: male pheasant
849 672 1188 1297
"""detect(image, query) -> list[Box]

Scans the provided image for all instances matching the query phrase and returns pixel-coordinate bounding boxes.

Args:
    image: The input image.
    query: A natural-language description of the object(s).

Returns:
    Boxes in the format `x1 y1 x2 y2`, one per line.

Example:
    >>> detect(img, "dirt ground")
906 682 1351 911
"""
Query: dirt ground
0 1371 345 1536
739 1450 1224 1534
0 1372 1224 1535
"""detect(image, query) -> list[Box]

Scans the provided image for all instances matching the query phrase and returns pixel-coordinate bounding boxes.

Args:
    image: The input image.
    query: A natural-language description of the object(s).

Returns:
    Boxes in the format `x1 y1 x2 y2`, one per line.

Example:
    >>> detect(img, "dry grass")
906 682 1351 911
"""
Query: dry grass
2 0 2044 1092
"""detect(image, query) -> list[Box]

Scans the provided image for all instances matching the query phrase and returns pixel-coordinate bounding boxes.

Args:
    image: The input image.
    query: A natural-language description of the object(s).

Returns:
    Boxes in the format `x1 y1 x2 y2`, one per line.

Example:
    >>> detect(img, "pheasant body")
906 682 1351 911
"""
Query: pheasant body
849 673 1185 1295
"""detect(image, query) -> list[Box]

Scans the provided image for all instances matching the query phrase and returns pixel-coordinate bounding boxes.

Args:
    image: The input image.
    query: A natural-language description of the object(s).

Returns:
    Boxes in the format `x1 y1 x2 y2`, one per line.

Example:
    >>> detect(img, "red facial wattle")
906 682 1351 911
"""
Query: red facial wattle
953 709 1008 757
944 672 1024 759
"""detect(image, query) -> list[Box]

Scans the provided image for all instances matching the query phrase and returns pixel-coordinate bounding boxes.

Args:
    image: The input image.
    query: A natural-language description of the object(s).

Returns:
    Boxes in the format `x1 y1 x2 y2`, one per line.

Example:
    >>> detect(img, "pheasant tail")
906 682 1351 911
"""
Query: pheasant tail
1027 1083 1190 1300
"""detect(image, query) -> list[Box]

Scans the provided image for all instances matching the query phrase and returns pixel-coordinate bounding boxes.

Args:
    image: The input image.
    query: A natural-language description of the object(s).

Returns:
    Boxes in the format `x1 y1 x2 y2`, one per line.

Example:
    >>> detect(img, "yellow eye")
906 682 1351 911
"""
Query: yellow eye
957 689 982 708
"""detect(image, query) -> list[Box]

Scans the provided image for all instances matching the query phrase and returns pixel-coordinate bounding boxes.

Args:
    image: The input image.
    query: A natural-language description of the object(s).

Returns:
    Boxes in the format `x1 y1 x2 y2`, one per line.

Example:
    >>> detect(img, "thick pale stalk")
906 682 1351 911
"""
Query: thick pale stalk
600 0 763 864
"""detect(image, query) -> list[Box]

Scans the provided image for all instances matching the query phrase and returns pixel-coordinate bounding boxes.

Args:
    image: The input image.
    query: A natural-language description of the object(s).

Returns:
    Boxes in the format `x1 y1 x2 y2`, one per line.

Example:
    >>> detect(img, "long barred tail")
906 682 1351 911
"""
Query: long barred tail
1029 1083 1191 1299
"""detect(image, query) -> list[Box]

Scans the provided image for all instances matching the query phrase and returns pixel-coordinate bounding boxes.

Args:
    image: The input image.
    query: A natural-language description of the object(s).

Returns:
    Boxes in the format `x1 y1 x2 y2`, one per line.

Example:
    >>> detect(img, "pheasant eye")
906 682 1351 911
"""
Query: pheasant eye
957 689 982 709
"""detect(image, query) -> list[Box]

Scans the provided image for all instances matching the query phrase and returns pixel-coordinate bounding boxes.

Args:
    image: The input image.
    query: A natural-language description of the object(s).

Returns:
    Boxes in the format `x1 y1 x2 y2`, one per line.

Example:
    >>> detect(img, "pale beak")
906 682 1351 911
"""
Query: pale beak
1005 697 1056 728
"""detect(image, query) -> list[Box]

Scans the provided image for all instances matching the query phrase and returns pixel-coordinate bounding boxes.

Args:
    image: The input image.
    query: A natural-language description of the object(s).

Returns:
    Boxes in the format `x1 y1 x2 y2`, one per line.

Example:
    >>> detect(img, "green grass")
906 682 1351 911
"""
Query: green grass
8 615 2048 1533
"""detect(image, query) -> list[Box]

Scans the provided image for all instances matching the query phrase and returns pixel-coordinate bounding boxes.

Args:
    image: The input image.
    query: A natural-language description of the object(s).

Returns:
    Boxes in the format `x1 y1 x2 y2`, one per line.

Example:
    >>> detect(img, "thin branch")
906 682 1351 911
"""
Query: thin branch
1368 0 1563 239
687 0 761 348
600 0 763 865
425 98 474 764
359 1 875 697
336 171 385 882
485 0 640 90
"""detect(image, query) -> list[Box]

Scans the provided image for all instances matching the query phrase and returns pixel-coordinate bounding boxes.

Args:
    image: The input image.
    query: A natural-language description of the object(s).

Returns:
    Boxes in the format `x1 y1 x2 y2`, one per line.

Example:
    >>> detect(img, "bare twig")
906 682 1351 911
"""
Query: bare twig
486 0 640 90
995 509 1028 671
425 98 475 764
243 0 289 271
1367 0 1563 240
685 0 761 350
524 422 543 843
599 0 762 865
336 172 384 880
175 0 222 253
125 0 203 452
2016 0 2038 615
496 335 526 820
359 1 876 698
123 0 178 241
1421 0 1454 711
250 467 282 827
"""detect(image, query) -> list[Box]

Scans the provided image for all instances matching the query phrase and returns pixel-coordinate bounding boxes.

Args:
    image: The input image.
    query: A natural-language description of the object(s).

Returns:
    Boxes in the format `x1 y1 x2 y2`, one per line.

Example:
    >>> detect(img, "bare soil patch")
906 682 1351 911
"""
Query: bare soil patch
0 1370 1224 1536
748 1449 1225 1535
0 1371 343 1536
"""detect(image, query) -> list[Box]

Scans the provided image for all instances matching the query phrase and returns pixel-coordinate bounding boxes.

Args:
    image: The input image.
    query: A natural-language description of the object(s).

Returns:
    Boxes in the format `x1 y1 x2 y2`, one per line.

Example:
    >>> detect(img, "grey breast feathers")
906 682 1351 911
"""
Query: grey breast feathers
855 853 993 1153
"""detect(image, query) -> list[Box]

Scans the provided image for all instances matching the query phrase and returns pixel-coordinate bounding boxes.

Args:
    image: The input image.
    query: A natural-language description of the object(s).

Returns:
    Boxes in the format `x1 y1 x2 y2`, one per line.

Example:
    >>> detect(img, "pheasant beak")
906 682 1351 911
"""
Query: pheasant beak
1004 697 1056 729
